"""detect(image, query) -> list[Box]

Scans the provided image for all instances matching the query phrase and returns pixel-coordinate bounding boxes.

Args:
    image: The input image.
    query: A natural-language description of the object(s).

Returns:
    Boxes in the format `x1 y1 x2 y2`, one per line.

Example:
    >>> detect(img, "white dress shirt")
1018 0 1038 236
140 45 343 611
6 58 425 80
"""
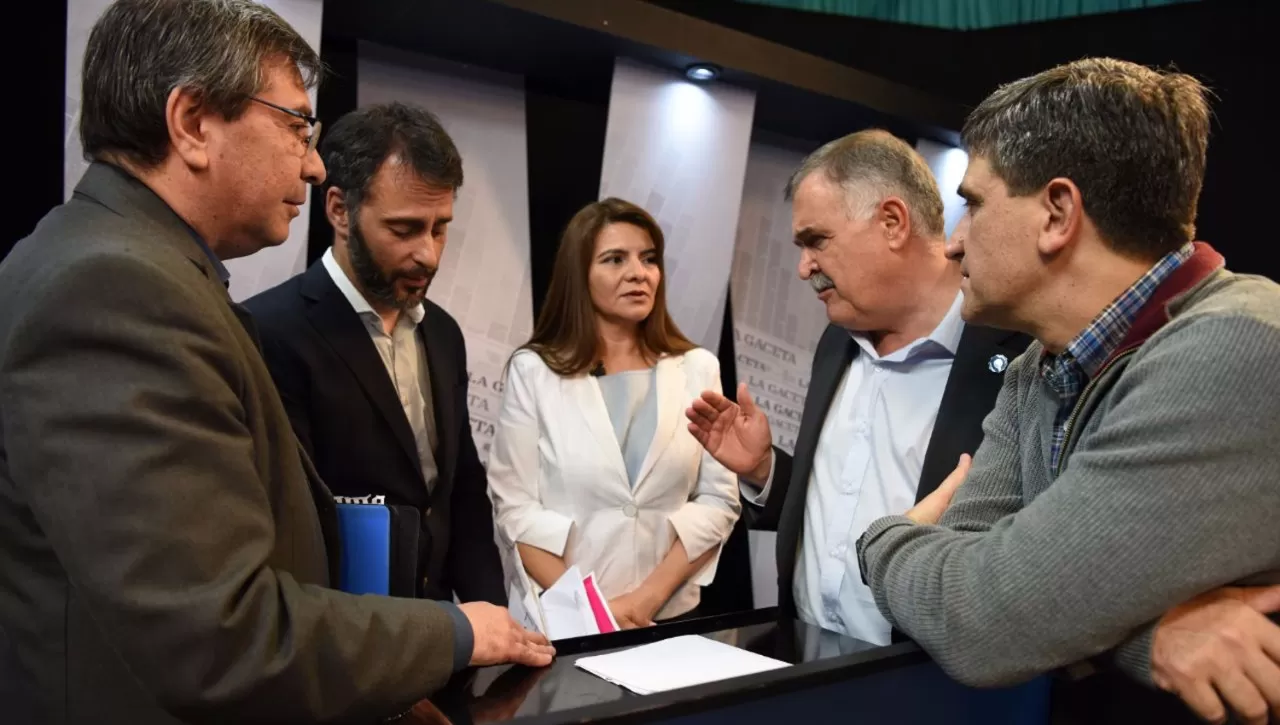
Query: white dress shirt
321 248 439 490
745 292 965 643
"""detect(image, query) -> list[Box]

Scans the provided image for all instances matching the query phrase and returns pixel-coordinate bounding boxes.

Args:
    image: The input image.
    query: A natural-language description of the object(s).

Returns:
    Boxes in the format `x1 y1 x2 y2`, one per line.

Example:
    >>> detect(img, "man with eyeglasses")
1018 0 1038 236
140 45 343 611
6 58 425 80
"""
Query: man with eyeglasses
0 2 551 724
249 94 324 155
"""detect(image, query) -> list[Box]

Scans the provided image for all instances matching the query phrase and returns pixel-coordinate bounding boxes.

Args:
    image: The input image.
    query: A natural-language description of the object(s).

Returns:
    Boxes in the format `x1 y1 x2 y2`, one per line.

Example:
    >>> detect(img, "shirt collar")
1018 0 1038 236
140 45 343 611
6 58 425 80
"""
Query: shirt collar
182 223 230 286
1049 241 1194 379
98 161 230 286
929 291 967 355
850 290 966 363
321 247 425 325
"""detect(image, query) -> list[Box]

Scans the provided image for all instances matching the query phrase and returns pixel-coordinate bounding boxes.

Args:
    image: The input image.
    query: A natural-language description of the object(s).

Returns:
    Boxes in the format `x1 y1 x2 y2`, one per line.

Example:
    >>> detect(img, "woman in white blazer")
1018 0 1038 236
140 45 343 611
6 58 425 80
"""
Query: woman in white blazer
487 198 741 628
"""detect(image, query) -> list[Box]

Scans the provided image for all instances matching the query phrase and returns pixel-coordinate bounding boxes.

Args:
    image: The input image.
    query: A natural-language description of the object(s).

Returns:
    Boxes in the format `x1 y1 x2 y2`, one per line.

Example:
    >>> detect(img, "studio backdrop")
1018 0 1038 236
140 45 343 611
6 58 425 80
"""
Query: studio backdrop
357 42 536 468
729 138 828 608
598 59 757 352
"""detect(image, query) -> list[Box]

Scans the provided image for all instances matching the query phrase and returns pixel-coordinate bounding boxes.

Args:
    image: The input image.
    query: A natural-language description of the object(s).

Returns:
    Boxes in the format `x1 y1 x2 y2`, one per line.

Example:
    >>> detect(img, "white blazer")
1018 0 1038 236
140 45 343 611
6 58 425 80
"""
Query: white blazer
487 347 741 620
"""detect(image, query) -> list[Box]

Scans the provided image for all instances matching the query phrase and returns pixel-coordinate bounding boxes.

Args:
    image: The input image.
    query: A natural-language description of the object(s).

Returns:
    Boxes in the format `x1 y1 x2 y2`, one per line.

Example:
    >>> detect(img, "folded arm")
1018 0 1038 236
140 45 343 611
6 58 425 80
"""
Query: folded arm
667 365 743 587
487 353 574 587
858 317 1280 687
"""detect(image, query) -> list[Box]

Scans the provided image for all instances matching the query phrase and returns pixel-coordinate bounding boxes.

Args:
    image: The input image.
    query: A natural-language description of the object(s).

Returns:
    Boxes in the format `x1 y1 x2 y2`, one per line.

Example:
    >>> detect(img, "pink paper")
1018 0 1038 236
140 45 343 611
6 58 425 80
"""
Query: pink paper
581 574 617 633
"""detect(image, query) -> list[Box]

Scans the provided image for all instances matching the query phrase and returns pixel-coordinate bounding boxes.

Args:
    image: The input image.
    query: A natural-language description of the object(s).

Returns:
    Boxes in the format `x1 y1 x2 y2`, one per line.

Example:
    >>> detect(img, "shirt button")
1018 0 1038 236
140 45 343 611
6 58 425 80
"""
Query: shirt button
623 503 638 518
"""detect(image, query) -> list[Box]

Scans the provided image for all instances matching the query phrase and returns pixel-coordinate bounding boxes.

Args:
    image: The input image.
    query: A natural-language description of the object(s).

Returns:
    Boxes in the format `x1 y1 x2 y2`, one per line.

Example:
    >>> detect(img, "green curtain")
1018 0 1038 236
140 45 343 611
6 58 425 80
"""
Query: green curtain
736 0 1201 30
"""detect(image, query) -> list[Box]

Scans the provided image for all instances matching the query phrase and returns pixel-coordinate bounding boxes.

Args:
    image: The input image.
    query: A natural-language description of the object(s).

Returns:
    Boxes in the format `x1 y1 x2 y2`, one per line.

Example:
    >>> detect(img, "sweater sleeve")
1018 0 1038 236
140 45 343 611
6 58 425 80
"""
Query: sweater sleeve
935 348 1035 533
856 313 1280 688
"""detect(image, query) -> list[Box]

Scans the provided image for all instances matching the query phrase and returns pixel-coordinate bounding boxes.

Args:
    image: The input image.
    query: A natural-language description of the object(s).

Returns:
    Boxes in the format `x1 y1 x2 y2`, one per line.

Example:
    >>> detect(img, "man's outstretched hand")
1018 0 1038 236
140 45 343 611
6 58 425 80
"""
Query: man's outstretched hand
686 382 774 483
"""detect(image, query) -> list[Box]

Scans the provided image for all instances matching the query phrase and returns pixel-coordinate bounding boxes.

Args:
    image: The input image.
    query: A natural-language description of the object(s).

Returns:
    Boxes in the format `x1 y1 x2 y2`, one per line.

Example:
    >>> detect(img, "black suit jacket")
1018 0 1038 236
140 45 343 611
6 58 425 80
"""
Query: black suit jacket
245 260 505 605
748 323 1031 619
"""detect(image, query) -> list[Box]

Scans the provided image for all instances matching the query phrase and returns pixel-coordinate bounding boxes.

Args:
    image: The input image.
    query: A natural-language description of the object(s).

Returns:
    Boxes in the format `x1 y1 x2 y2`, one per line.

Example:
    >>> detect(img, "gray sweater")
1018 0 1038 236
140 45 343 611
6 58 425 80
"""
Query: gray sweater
856 267 1280 688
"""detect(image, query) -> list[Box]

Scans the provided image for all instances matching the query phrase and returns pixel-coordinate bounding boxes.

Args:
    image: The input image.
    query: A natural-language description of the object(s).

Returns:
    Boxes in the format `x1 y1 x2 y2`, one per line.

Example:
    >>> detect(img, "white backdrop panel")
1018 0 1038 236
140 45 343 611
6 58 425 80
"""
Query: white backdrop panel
729 140 829 609
358 43 534 467
598 59 756 351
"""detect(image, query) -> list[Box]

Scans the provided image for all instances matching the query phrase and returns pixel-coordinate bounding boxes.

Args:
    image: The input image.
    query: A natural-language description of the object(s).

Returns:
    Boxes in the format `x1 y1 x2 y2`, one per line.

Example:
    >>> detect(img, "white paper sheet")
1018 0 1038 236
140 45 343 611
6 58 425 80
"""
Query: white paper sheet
540 565 597 640
574 634 790 694
508 582 542 634
507 547 548 634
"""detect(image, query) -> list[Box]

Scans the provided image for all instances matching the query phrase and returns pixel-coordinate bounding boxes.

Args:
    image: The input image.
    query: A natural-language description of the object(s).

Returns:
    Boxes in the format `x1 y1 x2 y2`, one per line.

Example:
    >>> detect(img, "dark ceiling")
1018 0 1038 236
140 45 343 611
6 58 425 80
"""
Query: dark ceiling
322 0 969 147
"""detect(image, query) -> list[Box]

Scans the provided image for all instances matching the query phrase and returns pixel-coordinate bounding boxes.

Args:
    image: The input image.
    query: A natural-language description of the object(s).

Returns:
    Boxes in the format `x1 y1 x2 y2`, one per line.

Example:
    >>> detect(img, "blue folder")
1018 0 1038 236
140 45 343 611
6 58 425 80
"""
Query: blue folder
335 503 392 596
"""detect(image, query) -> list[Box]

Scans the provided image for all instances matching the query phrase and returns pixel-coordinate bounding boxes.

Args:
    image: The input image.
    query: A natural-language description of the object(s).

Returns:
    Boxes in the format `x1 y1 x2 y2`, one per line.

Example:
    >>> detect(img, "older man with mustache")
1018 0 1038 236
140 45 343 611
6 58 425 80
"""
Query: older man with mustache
687 129 1030 646
245 102 507 607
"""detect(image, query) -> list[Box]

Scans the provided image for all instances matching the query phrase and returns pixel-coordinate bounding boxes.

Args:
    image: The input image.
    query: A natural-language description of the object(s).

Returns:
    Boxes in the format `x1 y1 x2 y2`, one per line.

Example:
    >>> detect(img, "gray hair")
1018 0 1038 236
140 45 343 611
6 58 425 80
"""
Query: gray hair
785 129 945 239
962 57 1209 259
81 0 323 168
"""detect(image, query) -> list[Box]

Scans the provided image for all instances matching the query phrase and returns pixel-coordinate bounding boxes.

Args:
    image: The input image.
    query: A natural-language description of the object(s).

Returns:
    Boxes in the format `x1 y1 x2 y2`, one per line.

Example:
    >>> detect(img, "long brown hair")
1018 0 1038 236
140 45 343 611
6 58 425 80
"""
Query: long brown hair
520 198 694 377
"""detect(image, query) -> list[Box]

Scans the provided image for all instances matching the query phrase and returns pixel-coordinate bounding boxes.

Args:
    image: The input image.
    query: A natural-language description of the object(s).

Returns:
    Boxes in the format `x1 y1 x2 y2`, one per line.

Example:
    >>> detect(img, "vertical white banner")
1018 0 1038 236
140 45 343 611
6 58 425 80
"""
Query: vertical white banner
730 142 828 456
358 44 534 467
64 0 325 302
598 59 756 351
729 140 829 609
915 138 970 239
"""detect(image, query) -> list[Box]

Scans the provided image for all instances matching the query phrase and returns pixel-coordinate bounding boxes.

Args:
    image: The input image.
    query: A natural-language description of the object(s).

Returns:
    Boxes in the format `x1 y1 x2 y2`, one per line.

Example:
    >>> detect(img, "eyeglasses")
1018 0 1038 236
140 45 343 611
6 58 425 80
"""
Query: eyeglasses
248 96 322 156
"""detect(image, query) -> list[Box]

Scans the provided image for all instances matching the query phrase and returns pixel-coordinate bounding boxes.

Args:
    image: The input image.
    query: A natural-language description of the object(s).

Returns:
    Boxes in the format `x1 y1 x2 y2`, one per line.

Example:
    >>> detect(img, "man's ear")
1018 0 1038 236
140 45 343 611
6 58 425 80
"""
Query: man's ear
325 187 349 236
166 86 211 171
1037 178 1083 257
879 196 912 250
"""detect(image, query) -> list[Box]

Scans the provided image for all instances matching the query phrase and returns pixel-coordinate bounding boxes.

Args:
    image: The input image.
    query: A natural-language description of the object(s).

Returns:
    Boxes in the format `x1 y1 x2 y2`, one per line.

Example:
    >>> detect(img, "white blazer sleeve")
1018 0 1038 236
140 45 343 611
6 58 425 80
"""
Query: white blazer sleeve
667 351 743 585
486 352 575 556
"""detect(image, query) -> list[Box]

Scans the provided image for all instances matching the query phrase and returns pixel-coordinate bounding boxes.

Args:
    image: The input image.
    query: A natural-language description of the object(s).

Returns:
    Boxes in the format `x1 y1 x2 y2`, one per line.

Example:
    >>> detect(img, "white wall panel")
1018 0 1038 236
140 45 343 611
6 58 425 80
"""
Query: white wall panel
359 43 534 466
598 59 756 351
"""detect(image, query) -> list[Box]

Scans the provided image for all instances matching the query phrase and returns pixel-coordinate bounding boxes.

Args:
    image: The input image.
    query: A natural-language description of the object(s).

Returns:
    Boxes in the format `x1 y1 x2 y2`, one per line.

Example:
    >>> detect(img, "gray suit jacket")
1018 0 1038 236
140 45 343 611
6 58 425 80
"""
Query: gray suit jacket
0 163 458 724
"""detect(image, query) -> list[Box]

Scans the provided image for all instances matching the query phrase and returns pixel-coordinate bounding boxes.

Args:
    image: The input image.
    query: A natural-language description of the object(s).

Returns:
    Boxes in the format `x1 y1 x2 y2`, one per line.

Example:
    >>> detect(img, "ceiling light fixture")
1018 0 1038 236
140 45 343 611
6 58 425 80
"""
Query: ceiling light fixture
685 63 720 82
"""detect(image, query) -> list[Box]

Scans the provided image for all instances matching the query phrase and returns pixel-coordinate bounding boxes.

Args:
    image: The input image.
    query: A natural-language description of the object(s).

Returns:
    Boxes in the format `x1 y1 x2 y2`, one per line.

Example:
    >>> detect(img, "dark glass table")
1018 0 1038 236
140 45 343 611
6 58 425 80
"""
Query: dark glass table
393 608 1051 725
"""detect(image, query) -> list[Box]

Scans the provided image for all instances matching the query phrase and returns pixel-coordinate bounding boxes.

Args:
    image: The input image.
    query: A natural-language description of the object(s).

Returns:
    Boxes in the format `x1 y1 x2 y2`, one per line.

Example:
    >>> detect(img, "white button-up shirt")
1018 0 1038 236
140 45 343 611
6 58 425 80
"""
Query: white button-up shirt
322 248 439 490
747 293 965 644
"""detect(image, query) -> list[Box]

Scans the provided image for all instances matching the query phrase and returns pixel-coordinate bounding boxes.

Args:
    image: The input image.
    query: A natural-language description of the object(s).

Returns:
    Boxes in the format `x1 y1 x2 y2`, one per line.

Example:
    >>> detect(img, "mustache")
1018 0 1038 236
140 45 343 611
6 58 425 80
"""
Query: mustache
396 267 435 284
347 221 435 310
810 271 835 293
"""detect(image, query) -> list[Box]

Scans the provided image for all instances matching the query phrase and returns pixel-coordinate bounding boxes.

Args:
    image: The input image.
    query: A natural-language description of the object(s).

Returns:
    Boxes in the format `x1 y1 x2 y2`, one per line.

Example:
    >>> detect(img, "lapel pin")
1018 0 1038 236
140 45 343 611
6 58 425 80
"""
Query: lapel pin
988 354 1009 373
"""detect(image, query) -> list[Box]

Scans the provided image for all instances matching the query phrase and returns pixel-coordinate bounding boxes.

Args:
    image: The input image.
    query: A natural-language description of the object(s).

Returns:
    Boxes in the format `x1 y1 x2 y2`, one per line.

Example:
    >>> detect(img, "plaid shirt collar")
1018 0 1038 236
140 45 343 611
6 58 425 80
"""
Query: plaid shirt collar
1041 243 1195 398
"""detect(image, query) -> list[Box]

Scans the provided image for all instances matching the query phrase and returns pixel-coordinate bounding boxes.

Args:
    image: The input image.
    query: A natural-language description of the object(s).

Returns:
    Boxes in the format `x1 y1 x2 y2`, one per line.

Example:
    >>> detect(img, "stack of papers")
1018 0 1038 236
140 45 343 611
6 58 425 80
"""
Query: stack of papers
574 635 790 694
508 554 619 641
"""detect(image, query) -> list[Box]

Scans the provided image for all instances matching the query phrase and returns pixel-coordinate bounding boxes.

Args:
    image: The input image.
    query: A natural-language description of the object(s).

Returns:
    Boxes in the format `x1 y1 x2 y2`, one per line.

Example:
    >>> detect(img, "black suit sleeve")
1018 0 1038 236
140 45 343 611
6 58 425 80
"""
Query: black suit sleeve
746 447 792 532
444 345 506 606
255 325 315 460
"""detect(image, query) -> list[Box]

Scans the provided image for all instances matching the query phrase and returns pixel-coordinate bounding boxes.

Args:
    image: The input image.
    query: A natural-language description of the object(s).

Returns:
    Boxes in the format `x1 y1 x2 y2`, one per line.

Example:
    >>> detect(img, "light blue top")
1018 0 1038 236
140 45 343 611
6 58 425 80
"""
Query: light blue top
596 368 657 488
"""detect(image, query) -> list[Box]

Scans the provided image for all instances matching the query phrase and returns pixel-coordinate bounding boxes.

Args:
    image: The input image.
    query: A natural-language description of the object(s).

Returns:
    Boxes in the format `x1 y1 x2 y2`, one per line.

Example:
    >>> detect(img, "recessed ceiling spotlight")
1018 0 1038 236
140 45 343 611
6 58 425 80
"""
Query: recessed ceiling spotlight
685 63 720 82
